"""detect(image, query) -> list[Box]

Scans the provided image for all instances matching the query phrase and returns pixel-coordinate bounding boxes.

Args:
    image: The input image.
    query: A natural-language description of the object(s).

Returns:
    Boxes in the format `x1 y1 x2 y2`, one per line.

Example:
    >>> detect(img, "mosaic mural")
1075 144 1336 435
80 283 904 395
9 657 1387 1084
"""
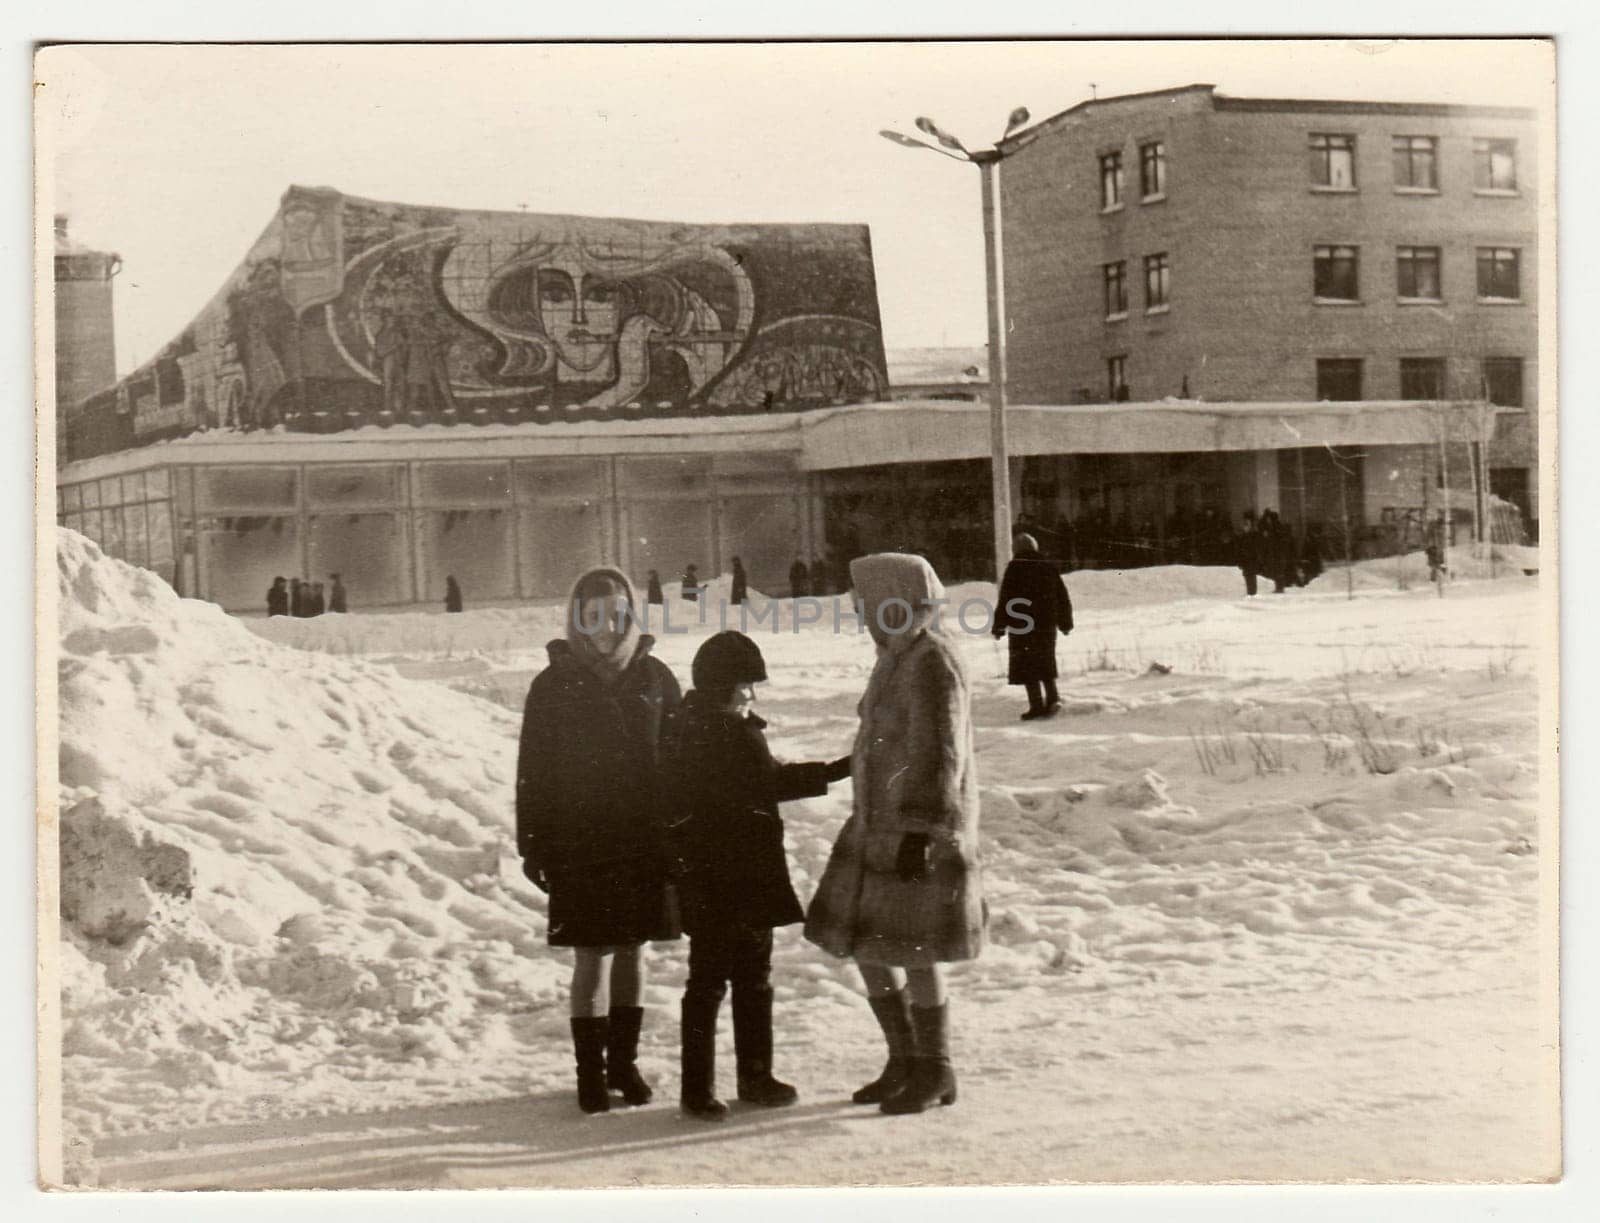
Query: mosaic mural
61 187 889 461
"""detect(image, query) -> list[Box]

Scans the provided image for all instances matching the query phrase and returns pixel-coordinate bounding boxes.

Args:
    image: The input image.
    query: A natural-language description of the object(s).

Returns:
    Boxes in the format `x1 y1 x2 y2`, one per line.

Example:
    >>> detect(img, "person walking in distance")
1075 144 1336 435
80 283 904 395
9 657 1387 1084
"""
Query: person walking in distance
682 564 701 603
328 573 348 614
516 567 684 1113
805 553 985 1114
992 533 1074 720
729 556 748 607
646 569 664 606
1236 510 1261 597
266 576 288 617
444 575 464 613
663 632 851 1120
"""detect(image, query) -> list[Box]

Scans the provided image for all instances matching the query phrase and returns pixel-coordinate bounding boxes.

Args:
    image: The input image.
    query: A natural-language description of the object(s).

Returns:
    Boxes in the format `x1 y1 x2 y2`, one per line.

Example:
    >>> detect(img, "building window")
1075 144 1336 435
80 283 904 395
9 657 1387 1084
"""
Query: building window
1099 151 1124 210
1316 358 1363 401
1143 253 1170 310
1476 247 1521 300
1103 261 1128 318
1314 244 1360 301
1107 355 1128 401
1400 357 1447 400
1310 133 1357 189
1139 141 1166 199
1473 138 1518 191
1392 135 1438 190
1396 246 1442 300
1483 357 1524 406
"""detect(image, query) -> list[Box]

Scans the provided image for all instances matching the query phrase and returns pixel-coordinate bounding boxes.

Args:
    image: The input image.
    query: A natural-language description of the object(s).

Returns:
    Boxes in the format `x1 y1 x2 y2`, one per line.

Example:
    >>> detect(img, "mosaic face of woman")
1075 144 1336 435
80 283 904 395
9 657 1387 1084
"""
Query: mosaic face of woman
536 267 620 375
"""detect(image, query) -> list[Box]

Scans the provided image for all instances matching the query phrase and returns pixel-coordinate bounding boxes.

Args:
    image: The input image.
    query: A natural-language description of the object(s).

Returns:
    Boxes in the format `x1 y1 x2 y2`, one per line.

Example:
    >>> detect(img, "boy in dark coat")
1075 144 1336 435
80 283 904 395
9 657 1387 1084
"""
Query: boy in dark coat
992 534 1075 720
663 631 850 1120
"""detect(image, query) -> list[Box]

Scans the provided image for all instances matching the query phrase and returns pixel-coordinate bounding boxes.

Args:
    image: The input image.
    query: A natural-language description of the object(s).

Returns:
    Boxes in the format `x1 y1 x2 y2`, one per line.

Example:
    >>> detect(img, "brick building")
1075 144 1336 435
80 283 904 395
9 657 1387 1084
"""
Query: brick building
996 84 1540 543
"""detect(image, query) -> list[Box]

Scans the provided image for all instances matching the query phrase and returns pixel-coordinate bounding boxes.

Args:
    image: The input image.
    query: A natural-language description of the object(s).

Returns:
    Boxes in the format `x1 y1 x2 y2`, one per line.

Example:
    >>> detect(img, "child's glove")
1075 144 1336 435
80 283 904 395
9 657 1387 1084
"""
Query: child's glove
894 834 931 882
824 755 852 783
521 859 549 894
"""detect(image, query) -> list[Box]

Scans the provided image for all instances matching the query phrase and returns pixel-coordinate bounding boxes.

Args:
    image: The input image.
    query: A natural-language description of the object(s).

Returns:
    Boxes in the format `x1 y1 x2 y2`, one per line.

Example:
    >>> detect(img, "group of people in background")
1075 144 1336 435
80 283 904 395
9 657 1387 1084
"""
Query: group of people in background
1234 509 1324 596
516 557 984 1122
266 574 347 618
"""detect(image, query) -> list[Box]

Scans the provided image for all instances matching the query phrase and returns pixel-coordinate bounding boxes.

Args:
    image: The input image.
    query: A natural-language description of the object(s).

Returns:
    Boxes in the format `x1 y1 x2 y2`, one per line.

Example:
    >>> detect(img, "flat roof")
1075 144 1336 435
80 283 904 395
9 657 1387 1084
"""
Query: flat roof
57 399 1506 484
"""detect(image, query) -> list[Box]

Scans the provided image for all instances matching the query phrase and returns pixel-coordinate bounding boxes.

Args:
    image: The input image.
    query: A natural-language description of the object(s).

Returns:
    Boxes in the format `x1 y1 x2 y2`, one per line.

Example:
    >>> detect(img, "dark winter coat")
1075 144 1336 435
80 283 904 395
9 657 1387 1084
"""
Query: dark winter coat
992 551 1074 684
266 584 288 617
515 637 683 876
329 582 348 614
662 691 829 934
805 554 985 967
730 562 748 606
444 579 463 613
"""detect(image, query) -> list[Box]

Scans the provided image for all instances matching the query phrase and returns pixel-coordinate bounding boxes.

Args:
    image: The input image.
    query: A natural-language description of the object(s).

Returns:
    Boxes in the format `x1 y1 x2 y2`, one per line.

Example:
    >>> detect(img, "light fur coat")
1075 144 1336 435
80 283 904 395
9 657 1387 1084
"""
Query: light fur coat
804 554 985 965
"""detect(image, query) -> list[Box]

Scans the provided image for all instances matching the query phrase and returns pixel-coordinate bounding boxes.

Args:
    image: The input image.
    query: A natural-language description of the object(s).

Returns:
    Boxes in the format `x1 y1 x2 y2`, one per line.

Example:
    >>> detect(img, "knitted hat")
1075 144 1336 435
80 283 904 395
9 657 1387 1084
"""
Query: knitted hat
691 631 768 690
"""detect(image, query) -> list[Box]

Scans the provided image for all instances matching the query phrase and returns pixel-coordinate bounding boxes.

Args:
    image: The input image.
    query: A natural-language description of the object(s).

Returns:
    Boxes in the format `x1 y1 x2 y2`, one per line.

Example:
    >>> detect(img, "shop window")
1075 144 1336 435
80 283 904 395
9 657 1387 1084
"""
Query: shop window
619 456 712 496
1310 133 1357 189
416 461 511 504
197 466 300 511
1314 244 1360 301
1316 358 1363 401
513 458 605 502
1396 246 1442 300
307 464 404 507
1392 136 1438 190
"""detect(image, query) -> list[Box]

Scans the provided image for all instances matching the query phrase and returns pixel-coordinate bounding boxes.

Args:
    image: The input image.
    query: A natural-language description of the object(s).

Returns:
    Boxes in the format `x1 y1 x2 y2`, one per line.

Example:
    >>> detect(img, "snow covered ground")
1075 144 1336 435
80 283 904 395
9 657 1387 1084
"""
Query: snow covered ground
48 531 1556 1188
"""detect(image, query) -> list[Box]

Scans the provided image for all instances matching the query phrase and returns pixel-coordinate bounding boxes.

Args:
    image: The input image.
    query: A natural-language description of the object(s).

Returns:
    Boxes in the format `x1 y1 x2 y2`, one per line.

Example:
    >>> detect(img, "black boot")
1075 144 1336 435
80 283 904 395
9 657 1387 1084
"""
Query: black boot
852 989 913 1104
569 1016 611 1115
880 1002 958 1115
733 985 798 1106
680 994 728 1121
606 1005 652 1106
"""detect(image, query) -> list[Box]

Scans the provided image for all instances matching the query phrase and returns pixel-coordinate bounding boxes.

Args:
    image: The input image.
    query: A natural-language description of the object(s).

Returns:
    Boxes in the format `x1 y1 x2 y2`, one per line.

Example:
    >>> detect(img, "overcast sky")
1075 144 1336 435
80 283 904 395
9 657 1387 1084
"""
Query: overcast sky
37 39 1552 374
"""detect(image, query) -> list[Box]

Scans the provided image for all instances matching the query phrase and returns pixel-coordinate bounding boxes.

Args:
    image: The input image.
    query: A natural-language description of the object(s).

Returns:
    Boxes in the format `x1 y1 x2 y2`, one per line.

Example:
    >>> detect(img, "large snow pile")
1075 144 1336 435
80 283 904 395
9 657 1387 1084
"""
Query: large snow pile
56 531 555 1153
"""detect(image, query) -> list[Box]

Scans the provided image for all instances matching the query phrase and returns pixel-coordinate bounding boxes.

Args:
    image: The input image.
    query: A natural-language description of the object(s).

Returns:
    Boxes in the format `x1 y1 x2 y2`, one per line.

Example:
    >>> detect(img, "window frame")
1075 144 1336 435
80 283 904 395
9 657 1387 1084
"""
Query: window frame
1476 246 1522 302
1102 260 1128 320
1138 140 1167 201
1482 357 1525 407
1099 150 1125 211
1399 356 1448 401
1309 132 1358 191
1313 243 1361 303
1391 134 1440 193
1395 245 1443 302
1473 137 1519 194
1107 354 1129 402
1143 252 1171 313
1315 358 1364 402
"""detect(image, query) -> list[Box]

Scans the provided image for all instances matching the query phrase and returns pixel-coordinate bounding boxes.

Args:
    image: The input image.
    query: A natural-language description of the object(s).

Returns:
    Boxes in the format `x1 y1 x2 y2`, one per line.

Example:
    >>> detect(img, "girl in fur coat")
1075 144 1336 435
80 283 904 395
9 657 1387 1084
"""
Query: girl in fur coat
804 553 985 1114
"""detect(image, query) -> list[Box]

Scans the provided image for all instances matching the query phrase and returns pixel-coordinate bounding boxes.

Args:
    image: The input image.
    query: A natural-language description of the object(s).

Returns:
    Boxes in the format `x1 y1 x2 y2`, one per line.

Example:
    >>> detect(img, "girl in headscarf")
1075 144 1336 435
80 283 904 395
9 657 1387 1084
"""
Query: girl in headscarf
804 553 985 1114
516 567 683 1113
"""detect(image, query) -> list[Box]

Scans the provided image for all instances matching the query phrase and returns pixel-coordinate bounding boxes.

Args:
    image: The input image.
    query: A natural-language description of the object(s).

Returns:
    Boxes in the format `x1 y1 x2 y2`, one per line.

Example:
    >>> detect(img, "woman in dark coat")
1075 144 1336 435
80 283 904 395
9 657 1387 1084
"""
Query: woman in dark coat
444 575 464 613
1236 511 1261 597
663 631 850 1119
646 569 664 605
729 556 748 606
266 577 288 617
516 567 683 1114
992 534 1074 720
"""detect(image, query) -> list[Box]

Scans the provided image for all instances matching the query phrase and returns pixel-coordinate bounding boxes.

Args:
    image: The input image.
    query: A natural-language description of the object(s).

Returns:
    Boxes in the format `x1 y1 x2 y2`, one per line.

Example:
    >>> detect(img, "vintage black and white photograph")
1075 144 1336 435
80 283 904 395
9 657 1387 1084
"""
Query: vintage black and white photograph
35 37 1559 1192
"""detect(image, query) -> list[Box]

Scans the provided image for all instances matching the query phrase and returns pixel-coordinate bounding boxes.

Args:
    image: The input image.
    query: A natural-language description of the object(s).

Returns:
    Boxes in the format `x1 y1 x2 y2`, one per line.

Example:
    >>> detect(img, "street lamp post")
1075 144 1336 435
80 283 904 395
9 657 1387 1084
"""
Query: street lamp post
882 108 1033 583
